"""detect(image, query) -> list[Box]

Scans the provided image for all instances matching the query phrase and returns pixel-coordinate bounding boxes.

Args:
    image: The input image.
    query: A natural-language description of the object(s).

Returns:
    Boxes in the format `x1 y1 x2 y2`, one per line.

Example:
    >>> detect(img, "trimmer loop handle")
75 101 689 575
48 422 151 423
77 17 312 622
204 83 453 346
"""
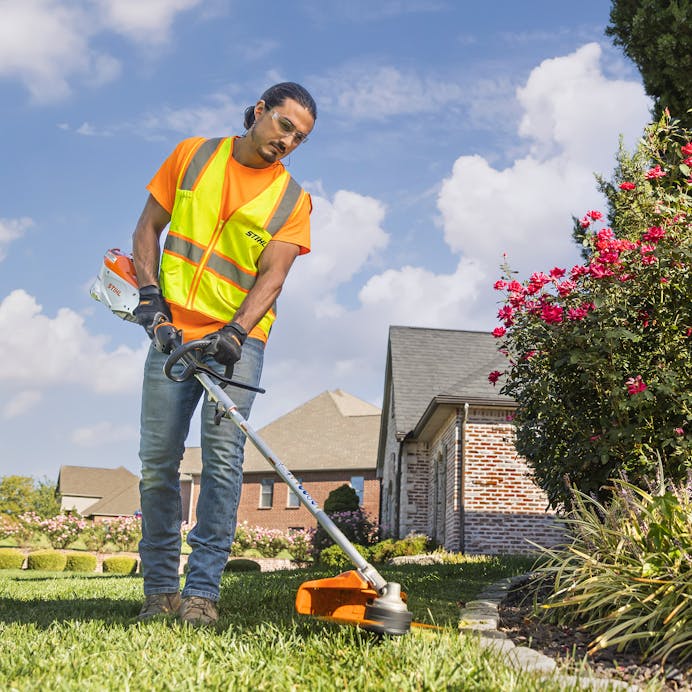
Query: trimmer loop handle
163 337 265 394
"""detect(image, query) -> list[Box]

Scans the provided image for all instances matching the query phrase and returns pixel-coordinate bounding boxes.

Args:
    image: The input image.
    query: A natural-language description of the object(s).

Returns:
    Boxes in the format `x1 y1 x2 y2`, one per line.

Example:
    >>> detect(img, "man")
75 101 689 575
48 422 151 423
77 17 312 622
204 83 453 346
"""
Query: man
131 82 316 625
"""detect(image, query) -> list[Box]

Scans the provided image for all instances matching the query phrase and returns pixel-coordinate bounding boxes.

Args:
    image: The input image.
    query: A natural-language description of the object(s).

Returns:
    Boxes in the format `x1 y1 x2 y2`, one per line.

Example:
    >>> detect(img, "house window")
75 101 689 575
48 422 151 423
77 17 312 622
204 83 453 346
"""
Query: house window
259 479 274 508
350 476 364 504
287 479 302 508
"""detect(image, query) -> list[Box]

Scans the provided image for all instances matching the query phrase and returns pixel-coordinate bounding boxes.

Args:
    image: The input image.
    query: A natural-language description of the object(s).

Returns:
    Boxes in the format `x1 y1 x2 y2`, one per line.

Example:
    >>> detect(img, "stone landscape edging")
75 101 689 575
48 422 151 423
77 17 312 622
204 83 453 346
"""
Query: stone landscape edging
459 574 640 691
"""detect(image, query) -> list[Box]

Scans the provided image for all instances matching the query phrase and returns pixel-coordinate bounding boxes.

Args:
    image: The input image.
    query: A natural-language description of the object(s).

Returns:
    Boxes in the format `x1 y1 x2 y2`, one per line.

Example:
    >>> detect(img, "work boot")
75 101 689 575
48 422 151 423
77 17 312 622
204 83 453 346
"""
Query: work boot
137 592 181 620
179 596 219 626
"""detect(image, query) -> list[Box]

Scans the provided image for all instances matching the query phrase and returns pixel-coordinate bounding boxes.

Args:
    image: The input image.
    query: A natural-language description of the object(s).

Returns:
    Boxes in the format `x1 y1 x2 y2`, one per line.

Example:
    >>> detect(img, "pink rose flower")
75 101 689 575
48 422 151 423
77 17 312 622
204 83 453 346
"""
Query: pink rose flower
625 375 647 395
492 326 506 338
645 165 666 179
619 181 636 190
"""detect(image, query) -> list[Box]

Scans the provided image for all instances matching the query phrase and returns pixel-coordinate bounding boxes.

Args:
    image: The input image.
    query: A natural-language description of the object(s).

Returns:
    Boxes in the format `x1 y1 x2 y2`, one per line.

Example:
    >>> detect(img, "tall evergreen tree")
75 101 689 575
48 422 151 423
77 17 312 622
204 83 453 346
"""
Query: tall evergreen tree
606 0 692 128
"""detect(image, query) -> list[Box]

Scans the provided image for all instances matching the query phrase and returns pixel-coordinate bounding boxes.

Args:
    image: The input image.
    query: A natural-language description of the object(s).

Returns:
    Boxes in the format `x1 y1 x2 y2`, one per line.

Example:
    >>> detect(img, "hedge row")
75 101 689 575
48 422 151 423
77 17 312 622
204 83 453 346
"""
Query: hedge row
0 549 138 573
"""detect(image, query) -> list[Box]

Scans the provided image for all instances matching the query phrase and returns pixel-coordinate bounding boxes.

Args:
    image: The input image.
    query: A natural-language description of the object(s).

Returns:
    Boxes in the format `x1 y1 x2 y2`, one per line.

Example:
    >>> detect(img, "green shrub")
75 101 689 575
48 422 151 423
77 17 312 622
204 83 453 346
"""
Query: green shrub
240 548 264 558
324 484 360 513
369 534 432 563
27 551 66 571
224 558 261 573
274 549 294 560
26 532 52 549
65 538 89 551
65 553 97 573
102 556 138 574
533 471 692 665
319 543 370 571
0 537 18 547
0 548 24 569
101 541 122 554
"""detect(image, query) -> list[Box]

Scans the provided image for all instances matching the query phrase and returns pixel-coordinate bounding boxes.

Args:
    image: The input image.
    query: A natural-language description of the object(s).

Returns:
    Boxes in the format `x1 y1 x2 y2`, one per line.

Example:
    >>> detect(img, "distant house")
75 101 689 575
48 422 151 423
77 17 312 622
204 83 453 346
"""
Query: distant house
57 465 140 521
377 326 565 555
180 390 381 532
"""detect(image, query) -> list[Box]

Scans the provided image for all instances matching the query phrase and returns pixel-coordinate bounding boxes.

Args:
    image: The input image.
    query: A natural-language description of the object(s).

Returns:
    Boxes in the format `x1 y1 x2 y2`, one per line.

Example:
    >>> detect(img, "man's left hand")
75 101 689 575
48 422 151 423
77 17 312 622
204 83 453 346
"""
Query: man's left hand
207 322 248 367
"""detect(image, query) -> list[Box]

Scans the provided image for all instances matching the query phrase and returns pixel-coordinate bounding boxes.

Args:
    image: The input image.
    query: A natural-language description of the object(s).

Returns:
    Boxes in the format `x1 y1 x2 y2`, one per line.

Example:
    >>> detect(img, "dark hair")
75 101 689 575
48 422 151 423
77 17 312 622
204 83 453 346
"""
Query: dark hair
243 82 317 130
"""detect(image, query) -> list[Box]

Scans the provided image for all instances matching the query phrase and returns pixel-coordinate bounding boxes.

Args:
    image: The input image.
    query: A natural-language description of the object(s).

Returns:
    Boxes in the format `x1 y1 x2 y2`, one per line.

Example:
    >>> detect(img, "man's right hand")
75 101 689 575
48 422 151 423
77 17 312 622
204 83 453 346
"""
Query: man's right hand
133 285 172 338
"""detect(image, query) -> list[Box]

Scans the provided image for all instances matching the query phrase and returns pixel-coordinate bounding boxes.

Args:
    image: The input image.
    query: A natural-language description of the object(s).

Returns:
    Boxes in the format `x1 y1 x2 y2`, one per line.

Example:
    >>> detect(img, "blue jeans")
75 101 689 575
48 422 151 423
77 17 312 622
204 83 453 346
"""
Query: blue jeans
138 338 264 601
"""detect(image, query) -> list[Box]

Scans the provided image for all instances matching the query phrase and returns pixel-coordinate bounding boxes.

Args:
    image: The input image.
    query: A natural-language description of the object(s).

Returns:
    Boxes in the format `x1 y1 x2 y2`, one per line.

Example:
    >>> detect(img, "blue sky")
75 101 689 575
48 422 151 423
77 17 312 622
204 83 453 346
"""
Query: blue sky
0 0 651 480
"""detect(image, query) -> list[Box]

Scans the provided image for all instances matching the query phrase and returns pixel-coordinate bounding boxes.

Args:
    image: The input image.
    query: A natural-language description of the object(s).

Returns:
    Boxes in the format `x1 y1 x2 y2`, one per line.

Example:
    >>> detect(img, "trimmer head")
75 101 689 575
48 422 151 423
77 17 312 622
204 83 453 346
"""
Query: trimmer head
295 570 413 636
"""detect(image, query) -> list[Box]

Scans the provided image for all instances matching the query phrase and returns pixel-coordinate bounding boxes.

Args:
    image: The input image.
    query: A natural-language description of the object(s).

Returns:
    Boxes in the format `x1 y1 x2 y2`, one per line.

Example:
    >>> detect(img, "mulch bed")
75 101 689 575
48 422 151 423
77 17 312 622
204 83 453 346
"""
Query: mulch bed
498 576 691 690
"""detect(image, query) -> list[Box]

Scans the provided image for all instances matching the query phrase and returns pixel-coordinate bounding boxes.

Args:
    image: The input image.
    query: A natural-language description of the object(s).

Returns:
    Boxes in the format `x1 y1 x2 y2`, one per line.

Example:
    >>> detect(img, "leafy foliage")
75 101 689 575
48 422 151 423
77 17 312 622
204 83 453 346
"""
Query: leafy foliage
0 548 24 570
0 475 60 518
26 551 66 572
312 509 379 557
494 114 692 507
65 553 97 573
606 0 692 128
102 556 138 574
323 484 360 513
532 472 692 665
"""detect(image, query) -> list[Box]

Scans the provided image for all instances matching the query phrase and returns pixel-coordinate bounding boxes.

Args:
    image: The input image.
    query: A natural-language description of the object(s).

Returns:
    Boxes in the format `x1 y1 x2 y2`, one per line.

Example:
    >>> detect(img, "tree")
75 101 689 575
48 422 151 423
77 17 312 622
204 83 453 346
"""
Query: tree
0 476 35 516
606 0 692 129
492 113 691 508
32 477 62 518
0 475 61 518
323 484 360 513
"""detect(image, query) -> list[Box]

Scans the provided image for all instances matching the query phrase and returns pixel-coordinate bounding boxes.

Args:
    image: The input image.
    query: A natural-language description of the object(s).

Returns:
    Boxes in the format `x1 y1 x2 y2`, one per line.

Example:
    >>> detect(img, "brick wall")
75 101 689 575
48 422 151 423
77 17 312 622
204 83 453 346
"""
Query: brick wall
425 411 460 551
463 411 565 554
400 441 429 538
187 469 379 533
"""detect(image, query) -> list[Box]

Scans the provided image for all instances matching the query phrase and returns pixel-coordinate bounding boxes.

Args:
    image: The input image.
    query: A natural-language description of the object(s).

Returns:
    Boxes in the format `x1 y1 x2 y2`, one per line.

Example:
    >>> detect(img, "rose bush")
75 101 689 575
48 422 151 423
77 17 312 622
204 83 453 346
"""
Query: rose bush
492 113 691 507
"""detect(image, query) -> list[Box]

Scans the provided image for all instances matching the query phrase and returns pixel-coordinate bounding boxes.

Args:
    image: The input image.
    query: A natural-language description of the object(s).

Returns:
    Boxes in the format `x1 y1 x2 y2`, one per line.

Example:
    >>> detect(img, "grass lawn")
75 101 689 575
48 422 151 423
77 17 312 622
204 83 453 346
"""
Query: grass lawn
0 555 596 691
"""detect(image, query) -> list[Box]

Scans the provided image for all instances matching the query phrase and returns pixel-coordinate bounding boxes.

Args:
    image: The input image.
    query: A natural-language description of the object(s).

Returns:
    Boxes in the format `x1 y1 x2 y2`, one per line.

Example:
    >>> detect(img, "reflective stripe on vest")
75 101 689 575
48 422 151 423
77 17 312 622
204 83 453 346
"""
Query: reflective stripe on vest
159 137 303 335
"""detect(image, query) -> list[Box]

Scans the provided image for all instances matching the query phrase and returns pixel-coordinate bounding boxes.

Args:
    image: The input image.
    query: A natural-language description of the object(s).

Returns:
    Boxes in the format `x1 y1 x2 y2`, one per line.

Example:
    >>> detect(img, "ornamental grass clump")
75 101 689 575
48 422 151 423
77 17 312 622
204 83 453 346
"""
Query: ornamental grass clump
533 471 692 665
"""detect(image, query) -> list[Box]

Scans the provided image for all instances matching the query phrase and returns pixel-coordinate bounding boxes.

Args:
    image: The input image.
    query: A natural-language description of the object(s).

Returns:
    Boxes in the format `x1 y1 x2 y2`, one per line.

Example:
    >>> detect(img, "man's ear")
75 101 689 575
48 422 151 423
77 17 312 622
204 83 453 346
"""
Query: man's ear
254 99 266 120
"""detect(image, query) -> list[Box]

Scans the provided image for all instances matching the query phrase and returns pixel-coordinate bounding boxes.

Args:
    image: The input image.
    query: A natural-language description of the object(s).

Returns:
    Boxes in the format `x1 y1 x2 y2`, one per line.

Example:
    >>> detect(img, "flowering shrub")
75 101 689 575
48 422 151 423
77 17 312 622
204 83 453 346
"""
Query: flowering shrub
492 113 691 507
0 514 22 541
100 516 142 552
39 514 88 549
312 508 379 557
230 522 314 561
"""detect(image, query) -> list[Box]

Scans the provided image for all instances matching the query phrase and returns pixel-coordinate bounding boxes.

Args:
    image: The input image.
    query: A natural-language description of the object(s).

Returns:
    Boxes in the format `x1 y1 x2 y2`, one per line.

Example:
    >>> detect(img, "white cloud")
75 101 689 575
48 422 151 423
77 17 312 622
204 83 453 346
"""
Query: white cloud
2 390 42 419
140 93 244 138
0 217 33 261
437 43 651 281
0 0 200 102
517 43 650 170
71 421 138 447
0 1 114 102
315 65 465 121
95 0 203 44
0 289 147 394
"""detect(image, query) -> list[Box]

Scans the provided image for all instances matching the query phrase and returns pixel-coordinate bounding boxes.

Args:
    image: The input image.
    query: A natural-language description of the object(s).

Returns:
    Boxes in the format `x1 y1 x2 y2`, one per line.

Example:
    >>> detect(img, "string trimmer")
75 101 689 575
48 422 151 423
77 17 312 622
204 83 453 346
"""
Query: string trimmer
91 249 415 635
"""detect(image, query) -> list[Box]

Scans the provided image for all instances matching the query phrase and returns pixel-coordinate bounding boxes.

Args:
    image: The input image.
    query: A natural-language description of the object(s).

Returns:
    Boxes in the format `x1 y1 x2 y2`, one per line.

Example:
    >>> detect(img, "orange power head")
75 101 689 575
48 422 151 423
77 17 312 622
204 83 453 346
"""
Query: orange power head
90 248 140 321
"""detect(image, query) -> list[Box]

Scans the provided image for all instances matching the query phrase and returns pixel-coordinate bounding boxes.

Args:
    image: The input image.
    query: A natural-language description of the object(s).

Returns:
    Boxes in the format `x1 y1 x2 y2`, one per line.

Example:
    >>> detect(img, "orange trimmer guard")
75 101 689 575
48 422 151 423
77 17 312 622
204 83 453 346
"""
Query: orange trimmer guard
295 570 407 626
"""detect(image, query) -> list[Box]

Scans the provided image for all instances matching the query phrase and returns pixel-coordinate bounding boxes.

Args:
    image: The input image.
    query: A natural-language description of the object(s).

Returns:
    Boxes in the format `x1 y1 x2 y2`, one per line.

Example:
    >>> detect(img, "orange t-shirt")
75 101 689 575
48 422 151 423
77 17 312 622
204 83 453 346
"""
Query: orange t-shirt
147 137 311 342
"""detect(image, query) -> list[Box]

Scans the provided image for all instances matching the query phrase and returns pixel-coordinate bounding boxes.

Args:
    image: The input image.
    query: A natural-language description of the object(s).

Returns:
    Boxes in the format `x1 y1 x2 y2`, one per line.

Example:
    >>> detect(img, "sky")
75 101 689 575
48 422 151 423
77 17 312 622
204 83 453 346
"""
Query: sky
0 0 652 480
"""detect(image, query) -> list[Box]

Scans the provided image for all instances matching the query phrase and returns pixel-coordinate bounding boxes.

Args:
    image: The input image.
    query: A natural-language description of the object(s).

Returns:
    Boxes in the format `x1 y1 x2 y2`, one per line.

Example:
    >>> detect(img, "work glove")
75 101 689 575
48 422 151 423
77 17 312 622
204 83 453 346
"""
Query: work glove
133 285 172 339
207 321 247 368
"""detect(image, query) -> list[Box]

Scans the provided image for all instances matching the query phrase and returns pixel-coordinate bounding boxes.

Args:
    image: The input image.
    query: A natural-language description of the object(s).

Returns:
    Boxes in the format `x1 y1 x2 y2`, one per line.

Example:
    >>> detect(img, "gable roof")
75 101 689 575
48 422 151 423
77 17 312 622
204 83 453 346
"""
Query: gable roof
377 327 513 464
57 465 140 517
57 465 138 498
182 390 381 474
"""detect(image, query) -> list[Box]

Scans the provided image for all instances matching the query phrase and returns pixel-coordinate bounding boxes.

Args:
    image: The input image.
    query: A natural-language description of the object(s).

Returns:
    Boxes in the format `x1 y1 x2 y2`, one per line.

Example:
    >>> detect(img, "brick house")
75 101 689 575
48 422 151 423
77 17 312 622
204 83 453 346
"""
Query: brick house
180 390 381 532
57 465 140 521
377 326 565 554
